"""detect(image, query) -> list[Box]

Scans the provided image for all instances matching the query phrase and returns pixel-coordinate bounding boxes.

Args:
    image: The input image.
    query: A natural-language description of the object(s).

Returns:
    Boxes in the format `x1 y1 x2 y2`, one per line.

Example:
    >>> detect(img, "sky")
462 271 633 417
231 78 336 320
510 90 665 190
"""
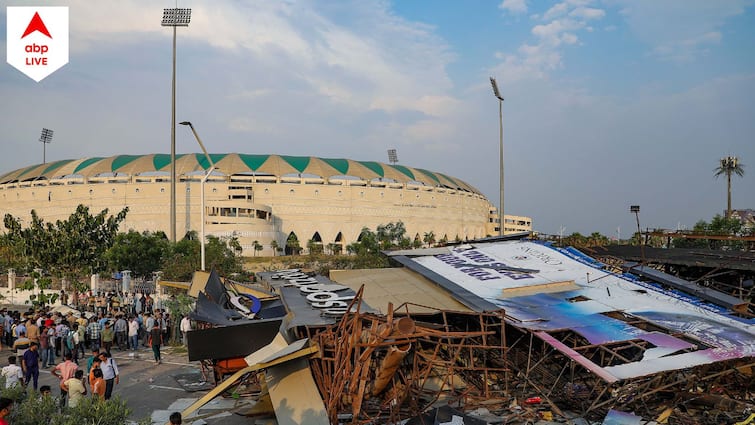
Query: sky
1 0 753 239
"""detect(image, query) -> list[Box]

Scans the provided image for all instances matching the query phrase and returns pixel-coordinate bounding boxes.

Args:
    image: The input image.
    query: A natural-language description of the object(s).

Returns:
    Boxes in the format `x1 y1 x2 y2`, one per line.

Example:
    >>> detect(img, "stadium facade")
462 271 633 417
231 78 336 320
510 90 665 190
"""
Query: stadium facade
0 153 532 255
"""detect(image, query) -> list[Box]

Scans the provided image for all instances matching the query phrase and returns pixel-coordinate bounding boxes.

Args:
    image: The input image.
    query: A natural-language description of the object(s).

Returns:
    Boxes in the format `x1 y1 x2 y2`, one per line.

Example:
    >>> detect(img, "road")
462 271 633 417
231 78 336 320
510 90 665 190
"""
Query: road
2 343 258 425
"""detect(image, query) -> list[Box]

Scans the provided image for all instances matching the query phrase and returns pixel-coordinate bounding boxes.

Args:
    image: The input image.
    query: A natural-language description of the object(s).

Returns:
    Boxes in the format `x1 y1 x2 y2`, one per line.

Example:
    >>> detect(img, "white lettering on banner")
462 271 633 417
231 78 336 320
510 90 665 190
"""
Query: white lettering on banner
435 248 535 281
270 269 354 316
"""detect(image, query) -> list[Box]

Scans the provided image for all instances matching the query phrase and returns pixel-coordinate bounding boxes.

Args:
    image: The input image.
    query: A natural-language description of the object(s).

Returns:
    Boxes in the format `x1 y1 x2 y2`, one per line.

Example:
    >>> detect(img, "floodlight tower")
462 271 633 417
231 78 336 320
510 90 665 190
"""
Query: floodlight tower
162 7 191 242
387 149 398 165
39 128 53 164
490 77 504 236
630 205 646 265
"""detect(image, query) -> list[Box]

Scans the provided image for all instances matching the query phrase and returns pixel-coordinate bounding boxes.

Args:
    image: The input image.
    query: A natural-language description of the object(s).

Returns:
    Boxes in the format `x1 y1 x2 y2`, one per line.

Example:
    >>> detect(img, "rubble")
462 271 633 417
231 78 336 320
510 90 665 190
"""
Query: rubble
179 239 754 424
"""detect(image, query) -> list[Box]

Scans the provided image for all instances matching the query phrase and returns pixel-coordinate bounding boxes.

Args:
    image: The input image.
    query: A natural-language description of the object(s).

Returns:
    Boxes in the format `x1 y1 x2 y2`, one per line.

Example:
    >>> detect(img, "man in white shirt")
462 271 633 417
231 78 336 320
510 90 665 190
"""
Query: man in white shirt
179 315 191 346
99 352 119 400
127 317 139 351
1 356 23 388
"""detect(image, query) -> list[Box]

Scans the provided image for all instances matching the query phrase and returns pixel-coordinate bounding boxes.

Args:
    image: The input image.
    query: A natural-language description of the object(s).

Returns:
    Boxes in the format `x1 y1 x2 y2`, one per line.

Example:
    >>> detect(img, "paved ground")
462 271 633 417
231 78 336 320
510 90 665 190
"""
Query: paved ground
1 343 261 425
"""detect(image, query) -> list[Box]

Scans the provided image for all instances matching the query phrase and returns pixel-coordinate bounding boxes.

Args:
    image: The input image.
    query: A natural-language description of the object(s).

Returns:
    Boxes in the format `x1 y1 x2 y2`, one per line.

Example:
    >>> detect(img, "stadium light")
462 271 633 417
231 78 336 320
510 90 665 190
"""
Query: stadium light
387 149 398 165
162 7 192 243
180 121 215 271
39 128 54 164
490 77 504 236
630 205 645 265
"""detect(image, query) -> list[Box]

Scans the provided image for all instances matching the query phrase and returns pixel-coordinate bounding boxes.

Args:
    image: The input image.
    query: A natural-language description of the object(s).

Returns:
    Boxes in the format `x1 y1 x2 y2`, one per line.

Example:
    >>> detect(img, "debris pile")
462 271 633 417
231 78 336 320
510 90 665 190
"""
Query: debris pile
180 240 754 424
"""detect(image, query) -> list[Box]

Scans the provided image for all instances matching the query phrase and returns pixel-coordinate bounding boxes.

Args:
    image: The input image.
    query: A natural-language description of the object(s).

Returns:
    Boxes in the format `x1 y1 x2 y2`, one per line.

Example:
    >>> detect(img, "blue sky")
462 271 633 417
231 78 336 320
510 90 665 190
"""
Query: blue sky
1 0 753 239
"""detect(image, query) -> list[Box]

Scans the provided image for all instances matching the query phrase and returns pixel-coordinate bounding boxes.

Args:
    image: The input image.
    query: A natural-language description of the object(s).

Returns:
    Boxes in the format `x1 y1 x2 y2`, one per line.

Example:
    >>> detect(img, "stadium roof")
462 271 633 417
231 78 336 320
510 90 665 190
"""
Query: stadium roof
0 153 482 195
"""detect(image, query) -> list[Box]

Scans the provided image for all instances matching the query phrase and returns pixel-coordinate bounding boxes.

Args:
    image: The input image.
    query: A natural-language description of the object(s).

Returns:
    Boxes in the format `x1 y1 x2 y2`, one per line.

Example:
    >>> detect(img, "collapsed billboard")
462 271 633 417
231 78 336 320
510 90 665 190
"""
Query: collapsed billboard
399 240 754 381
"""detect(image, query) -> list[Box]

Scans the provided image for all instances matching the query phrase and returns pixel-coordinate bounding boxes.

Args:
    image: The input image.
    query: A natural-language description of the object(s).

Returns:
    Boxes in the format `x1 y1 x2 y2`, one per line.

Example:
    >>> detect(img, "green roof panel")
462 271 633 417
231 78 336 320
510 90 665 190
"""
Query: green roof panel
359 161 384 177
416 168 441 184
281 155 311 173
391 165 415 180
153 154 171 170
196 153 228 170
238 154 270 171
321 158 349 175
74 157 104 173
111 155 141 172
41 159 74 176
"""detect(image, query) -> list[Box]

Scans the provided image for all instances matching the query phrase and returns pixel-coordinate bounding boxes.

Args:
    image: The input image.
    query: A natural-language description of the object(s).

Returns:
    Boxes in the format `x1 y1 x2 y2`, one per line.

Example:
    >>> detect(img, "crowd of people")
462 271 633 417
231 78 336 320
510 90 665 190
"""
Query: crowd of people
0 289 184 410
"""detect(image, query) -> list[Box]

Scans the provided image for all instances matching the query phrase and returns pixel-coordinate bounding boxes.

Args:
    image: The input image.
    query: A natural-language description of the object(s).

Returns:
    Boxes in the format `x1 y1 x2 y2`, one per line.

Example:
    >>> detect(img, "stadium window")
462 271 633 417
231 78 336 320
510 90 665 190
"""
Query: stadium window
135 188 140 193
289 189 295 194
314 189 319 196
160 188 165 193
264 188 269 194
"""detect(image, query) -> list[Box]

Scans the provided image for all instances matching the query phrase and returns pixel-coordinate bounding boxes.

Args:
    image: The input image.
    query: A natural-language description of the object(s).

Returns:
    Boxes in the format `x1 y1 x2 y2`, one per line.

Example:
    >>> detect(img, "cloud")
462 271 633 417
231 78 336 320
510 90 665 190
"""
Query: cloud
499 0 528 14
617 0 753 62
652 31 722 62
493 1 605 82
569 7 605 20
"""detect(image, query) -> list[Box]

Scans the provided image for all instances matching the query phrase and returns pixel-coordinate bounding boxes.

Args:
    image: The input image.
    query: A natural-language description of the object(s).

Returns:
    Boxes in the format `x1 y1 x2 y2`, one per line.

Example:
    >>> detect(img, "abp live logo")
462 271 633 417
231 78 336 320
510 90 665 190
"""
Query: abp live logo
6 7 69 82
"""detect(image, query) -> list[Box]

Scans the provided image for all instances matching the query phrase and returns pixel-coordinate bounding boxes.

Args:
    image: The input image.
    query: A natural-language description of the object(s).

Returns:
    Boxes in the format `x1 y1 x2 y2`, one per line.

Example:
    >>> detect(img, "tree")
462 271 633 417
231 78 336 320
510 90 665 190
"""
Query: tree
270 240 279 257
376 222 407 250
3 205 128 292
423 231 436 247
307 239 323 256
104 230 169 279
714 156 745 218
253 240 263 256
160 233 242 281
327 243 342 255
286 233 302 255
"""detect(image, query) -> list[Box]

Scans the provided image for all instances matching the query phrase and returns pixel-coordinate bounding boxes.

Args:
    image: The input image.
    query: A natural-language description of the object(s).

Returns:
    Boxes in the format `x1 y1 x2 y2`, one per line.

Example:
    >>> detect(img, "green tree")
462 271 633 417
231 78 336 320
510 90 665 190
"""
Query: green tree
163 292 195 343
3 205 128 293
714 156 745 218
376 221 407 250
229 236 243 257
160 232 242 281
104 230 169 279
673 215 744 250
327 242 342 255
307 239 323 256
253 240 263 256
423 231 436 247
270 240 279 257
286 233 301 255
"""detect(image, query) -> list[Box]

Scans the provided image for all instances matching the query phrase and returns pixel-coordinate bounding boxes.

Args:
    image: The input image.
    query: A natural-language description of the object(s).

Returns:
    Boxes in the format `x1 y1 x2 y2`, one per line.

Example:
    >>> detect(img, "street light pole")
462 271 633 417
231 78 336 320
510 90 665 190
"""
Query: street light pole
490 77 504 236
180 121 215 271
162 7 191 243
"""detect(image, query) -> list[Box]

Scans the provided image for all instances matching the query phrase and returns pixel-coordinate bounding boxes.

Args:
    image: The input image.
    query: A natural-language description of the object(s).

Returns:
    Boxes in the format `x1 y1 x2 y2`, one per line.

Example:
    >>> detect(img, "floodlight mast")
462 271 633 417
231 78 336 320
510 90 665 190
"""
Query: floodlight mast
387 149 398 165
630 205 645 266
39 128 54 164
490 77 504 237
162 7 191 243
